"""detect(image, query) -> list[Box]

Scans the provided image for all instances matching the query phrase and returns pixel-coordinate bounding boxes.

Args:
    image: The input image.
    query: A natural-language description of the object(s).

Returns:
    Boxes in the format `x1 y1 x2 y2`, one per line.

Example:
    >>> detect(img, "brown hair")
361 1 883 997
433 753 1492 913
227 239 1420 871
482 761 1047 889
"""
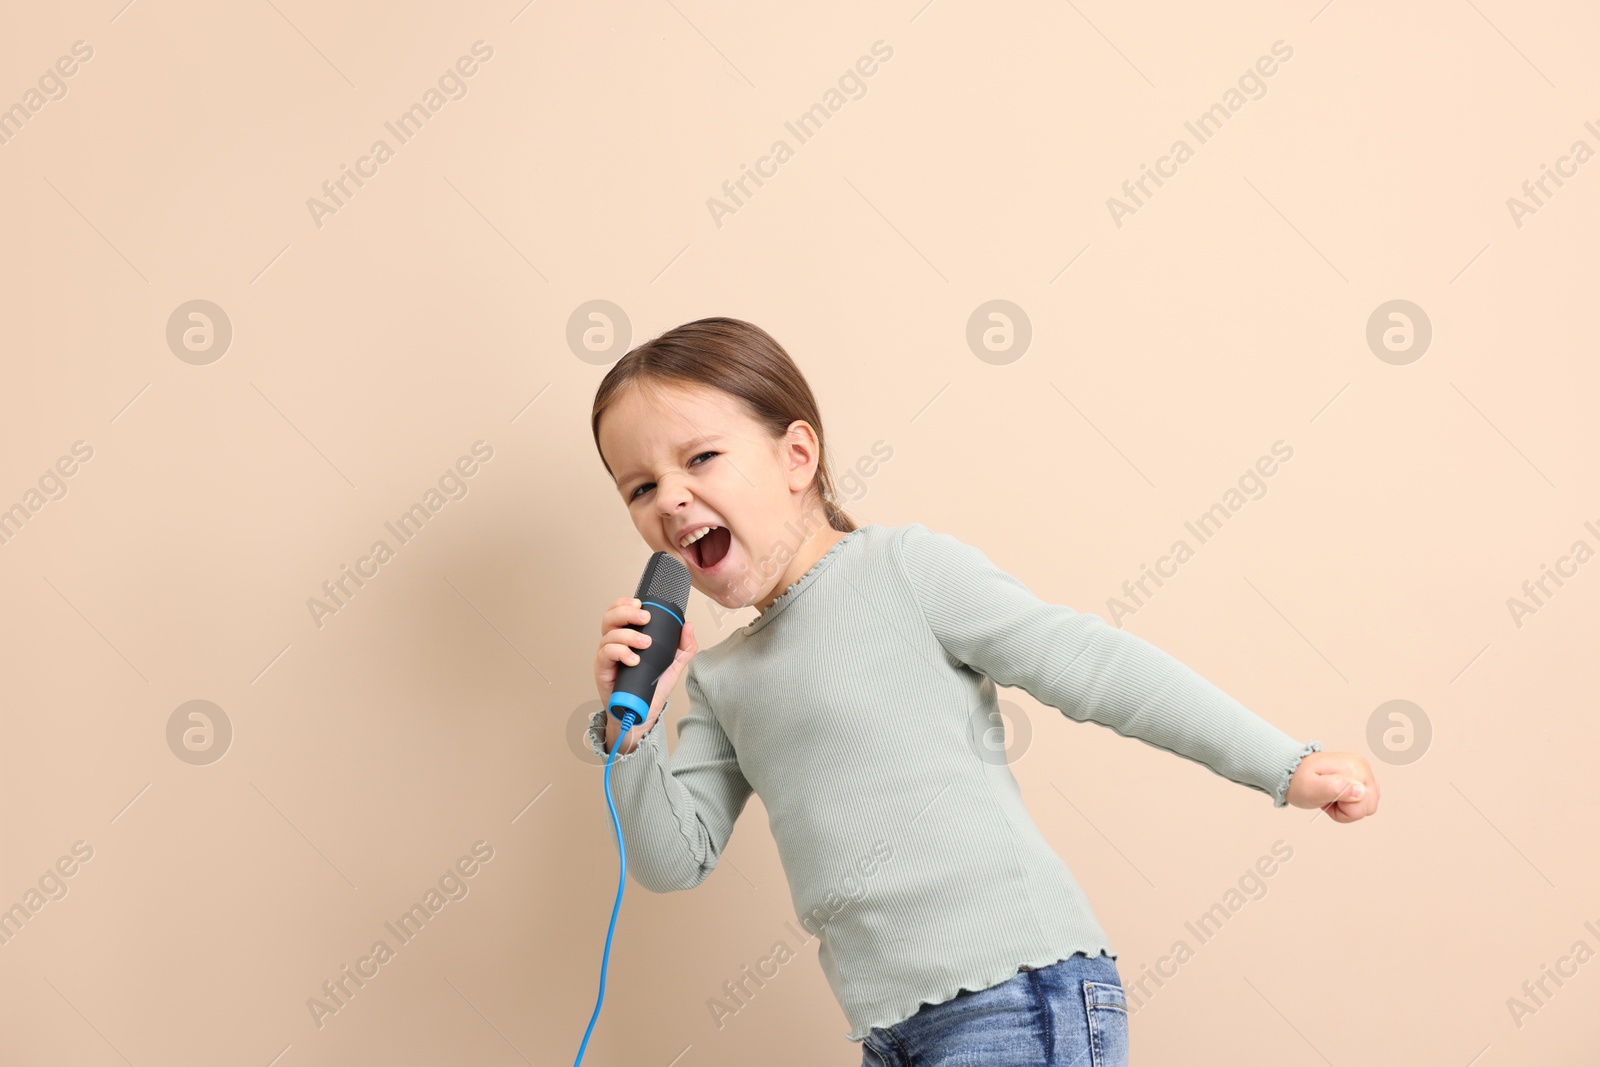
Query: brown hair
591 317 856 533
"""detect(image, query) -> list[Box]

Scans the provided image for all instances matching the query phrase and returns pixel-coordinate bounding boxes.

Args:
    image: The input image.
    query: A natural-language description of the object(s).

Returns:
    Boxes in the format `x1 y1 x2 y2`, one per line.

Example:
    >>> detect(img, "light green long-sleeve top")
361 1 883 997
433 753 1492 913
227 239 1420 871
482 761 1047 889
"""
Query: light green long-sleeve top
586 521 1321 1042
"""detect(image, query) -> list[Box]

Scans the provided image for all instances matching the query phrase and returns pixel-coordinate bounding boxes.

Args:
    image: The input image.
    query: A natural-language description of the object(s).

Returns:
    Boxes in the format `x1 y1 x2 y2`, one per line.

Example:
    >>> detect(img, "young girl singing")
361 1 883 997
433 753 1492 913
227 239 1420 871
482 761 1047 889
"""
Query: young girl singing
586 317 1378 1066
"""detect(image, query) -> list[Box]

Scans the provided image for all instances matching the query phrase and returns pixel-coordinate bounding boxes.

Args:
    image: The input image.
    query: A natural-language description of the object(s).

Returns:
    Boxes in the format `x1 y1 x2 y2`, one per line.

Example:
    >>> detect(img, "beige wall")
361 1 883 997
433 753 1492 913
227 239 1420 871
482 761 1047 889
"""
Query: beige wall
3 1 1597 1064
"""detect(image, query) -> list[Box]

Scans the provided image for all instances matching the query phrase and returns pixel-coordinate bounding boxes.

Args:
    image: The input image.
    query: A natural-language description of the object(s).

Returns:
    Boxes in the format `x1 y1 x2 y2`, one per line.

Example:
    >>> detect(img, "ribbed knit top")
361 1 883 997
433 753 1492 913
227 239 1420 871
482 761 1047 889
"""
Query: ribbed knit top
586 521 1321 1042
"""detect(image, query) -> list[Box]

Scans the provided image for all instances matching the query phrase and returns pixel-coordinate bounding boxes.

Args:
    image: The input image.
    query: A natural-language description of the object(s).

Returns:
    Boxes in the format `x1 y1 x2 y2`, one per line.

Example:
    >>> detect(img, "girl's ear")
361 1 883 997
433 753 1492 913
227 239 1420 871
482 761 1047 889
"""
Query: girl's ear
782 420 821 492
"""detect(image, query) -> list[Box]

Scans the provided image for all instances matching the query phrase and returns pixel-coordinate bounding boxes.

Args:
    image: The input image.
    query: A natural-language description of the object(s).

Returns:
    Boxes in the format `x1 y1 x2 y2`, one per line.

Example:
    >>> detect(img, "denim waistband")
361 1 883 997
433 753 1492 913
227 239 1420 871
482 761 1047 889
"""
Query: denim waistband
1019 950 1103 974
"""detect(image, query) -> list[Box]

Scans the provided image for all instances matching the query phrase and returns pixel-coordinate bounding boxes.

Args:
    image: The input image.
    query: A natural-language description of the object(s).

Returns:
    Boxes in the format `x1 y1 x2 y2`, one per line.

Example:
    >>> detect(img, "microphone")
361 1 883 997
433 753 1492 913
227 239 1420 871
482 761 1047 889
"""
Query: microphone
607 551 691 727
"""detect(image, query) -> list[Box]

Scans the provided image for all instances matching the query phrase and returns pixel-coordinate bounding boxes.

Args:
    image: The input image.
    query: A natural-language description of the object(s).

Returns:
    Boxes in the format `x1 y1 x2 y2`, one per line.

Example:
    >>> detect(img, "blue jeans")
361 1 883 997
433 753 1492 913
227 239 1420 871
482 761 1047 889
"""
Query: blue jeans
859 952 1129 1067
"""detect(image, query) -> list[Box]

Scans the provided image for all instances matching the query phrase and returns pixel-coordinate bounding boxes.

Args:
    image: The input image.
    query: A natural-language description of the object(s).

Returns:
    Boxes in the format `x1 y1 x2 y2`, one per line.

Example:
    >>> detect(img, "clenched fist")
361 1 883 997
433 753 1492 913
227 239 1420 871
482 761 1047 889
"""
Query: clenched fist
1285 750 1379 822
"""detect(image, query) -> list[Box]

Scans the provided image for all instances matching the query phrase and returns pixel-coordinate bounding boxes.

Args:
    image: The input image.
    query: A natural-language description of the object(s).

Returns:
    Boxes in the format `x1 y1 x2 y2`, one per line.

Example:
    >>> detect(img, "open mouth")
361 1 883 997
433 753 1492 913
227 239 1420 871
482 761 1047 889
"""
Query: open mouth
683 525 732 572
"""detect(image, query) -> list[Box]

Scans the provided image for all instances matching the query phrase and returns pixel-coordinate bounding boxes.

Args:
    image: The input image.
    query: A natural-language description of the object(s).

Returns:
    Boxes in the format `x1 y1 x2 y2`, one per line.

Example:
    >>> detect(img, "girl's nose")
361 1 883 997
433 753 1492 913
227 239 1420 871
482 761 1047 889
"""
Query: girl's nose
653 471 693 510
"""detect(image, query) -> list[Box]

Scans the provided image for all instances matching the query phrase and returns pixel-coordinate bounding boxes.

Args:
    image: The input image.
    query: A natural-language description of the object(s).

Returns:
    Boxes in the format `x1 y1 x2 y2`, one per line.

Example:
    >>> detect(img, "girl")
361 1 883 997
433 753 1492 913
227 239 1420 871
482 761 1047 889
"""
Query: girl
586 317 1378 1066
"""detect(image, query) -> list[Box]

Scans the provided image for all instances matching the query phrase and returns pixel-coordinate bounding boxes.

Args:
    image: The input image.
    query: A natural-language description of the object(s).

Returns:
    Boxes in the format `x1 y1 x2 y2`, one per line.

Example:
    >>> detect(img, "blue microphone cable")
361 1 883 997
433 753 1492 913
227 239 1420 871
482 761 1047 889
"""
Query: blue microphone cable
574 553 689 1064
572 705 640 1067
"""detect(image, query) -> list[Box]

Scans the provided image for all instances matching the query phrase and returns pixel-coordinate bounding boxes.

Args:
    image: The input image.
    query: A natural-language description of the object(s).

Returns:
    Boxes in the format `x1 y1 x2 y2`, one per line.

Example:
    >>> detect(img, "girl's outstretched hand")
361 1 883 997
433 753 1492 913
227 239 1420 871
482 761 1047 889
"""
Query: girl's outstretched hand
1285 750 1379 822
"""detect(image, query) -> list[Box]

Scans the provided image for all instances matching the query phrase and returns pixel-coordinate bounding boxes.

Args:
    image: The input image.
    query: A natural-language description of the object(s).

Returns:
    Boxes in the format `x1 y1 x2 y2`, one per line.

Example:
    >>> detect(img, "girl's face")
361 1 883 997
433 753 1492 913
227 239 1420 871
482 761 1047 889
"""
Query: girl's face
598 382 825 613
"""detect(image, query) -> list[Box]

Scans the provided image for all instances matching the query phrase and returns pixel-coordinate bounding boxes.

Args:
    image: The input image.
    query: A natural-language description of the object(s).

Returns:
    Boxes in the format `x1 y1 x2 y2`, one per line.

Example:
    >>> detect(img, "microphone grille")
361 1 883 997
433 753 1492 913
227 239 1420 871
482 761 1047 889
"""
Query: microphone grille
634 551 692 615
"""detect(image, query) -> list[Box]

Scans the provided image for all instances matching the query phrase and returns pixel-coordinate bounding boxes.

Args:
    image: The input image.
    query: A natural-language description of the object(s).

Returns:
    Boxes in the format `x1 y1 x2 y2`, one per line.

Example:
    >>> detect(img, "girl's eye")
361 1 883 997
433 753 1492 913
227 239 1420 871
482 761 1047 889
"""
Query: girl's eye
628 452 718 501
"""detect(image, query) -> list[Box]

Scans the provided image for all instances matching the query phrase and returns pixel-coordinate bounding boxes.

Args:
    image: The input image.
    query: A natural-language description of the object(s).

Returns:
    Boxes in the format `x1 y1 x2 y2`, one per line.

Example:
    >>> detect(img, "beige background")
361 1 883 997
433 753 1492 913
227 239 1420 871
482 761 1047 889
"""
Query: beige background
2 0 1597 1064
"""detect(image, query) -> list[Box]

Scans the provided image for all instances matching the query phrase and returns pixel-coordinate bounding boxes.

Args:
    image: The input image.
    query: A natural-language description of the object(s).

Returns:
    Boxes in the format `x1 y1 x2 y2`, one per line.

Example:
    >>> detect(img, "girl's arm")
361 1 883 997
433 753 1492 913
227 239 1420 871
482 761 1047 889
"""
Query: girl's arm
586 662 755 892
892 522 1320 808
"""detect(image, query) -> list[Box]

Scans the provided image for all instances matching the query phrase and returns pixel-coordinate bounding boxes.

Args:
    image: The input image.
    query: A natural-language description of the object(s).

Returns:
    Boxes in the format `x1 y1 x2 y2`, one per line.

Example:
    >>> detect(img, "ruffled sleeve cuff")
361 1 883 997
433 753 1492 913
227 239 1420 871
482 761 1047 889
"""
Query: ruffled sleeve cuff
1272 738 1322 807
587 700 670 764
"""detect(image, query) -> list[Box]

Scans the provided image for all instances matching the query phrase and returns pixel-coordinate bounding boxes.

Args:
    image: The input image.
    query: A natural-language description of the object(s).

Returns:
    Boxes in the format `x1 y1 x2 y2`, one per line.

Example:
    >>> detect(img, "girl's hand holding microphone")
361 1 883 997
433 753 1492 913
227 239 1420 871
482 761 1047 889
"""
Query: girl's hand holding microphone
595 596 697 755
